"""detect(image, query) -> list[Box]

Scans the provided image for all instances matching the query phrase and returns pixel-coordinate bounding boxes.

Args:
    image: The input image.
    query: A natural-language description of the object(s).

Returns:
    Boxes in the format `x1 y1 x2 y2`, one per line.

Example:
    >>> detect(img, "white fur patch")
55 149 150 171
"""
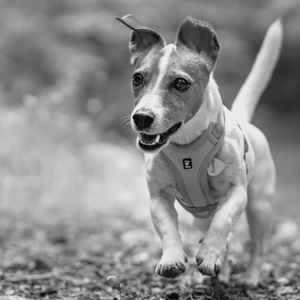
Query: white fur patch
132 44 176 123
171 78 222 145
153 44 176 91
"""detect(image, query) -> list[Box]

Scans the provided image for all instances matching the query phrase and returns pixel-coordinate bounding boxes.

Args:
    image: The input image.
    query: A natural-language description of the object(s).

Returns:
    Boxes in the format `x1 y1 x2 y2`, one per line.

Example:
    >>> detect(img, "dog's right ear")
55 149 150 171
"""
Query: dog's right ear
115 14 165 66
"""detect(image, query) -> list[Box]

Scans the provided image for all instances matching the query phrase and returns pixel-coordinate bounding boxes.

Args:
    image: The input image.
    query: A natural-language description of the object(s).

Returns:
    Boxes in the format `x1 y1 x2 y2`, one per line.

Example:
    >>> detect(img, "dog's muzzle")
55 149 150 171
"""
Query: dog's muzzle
138 122 182 151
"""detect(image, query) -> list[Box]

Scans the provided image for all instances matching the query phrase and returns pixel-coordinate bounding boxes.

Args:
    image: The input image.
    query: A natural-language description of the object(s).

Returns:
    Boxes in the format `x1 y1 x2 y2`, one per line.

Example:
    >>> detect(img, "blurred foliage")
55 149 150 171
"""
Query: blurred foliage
0 0 299 139
0 0 298 220
0 94 147 220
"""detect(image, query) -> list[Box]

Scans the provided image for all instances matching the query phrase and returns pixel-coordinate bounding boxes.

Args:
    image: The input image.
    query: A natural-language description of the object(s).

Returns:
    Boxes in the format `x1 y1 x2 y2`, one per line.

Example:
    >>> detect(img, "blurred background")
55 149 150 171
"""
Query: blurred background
0 0 299 239
0 1 299 297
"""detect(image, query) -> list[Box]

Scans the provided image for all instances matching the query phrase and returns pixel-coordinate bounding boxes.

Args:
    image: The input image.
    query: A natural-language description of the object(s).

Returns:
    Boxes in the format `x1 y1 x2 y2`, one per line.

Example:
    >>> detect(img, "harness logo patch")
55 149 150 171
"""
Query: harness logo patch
183 158 192 169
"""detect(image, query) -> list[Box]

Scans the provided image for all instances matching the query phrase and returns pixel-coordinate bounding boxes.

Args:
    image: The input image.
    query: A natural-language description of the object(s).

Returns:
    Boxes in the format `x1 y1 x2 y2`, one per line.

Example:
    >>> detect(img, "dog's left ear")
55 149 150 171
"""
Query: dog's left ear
116 14 165 66
176 17 220 67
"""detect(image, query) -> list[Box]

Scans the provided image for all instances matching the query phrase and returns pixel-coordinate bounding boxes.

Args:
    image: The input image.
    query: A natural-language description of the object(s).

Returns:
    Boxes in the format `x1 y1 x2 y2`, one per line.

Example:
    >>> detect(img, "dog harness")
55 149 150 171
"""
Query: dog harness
160 111 226 218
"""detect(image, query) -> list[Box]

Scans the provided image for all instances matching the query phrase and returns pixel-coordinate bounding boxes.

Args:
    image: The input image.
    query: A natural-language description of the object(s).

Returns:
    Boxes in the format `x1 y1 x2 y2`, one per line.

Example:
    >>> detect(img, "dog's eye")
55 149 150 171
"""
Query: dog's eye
132 73 144 88
173 78 190 92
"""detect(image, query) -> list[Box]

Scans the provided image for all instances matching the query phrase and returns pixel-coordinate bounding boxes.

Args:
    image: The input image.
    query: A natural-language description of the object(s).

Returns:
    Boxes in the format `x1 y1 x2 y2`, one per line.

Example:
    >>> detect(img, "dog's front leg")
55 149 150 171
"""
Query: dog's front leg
150 191 188 278
196 185 247 277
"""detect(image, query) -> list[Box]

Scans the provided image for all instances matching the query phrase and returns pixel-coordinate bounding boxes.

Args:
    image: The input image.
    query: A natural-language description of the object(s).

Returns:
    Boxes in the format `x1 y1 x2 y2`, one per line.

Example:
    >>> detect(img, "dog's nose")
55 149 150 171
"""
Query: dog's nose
133 111 155 130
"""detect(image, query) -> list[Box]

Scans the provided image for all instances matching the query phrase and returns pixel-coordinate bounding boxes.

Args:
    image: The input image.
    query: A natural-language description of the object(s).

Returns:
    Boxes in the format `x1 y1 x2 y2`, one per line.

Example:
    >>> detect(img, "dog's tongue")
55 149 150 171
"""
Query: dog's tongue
141 133 160 144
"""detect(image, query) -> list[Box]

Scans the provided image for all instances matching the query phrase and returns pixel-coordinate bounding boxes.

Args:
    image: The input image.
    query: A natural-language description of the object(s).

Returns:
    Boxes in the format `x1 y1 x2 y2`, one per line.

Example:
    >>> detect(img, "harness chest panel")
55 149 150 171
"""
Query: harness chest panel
160 112 225 218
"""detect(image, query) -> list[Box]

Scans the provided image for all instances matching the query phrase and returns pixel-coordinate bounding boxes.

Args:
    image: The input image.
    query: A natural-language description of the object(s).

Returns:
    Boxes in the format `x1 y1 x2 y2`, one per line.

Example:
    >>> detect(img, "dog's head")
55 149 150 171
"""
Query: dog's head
116 15 220 152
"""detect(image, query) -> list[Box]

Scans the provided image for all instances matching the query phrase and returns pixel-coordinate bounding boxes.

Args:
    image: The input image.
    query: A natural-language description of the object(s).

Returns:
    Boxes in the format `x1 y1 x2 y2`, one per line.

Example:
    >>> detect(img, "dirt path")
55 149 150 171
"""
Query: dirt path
0 208 299 300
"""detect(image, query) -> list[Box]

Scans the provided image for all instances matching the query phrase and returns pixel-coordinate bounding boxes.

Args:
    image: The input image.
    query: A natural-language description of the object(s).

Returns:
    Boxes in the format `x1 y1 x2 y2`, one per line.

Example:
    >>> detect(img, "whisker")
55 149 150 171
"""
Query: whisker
121 115 132 120
121 116 131 123
122 121 132 128
121 116 132 127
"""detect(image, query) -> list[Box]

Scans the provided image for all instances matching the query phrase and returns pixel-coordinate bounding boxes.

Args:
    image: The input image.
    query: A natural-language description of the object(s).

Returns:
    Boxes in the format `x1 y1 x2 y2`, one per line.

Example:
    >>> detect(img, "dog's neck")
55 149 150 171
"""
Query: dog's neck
171 78 223 145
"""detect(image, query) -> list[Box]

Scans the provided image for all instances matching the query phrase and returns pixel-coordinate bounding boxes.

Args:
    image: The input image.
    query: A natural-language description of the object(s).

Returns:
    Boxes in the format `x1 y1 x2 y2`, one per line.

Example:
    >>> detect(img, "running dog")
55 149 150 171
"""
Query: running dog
116 14 282 285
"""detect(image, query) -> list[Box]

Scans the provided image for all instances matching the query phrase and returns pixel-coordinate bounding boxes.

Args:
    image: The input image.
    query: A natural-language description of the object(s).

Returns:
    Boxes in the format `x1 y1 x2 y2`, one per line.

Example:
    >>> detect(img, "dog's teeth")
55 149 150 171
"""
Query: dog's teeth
155 135 160 143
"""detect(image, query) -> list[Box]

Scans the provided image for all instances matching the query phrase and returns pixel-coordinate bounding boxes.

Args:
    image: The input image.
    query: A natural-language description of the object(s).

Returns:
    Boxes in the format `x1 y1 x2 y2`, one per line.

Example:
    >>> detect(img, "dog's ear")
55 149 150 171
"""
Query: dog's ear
176 17 220 66
116 14 165 65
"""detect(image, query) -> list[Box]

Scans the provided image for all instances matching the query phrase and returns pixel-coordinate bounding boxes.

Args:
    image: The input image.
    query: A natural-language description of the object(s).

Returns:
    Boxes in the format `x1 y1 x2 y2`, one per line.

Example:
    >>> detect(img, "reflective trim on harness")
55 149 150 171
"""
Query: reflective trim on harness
160 110 226 218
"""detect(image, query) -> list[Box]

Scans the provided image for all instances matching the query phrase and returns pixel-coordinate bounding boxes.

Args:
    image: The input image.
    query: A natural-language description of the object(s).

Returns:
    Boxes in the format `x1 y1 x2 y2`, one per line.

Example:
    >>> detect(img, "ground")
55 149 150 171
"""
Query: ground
0 210 299 300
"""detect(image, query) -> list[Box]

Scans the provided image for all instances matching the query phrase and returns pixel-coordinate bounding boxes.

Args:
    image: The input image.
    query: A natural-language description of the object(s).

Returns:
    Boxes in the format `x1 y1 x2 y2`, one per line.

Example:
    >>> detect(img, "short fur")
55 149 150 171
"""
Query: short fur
117 14 282 285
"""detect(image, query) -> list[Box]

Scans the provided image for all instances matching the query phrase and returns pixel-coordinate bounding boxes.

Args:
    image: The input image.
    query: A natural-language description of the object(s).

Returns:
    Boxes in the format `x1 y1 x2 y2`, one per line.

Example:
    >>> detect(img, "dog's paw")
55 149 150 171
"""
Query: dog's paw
218 268 230 284
196 242 226 277
155 253 188 278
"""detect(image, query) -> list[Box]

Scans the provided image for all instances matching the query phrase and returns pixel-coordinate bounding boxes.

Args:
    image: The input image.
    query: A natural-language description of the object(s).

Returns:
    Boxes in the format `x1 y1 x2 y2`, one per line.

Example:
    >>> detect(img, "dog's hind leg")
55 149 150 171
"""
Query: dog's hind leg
243 132 275 286
193 216 212 243
218 234 234 283
244 189 273 286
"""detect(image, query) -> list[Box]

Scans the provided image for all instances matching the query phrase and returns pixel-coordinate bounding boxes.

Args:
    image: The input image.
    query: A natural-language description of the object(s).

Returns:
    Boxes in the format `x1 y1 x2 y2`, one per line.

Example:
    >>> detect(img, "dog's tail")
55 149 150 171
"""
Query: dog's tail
231 19 283 123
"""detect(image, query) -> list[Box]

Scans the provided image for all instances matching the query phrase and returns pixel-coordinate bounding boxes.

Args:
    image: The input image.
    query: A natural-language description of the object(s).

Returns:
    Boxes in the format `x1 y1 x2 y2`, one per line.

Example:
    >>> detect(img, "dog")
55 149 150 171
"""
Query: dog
116 14 282 285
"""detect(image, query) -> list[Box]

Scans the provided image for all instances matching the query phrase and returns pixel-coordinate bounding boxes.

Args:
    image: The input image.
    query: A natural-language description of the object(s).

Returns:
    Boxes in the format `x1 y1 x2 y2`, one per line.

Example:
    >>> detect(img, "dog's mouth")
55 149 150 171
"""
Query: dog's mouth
138 122 182 151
